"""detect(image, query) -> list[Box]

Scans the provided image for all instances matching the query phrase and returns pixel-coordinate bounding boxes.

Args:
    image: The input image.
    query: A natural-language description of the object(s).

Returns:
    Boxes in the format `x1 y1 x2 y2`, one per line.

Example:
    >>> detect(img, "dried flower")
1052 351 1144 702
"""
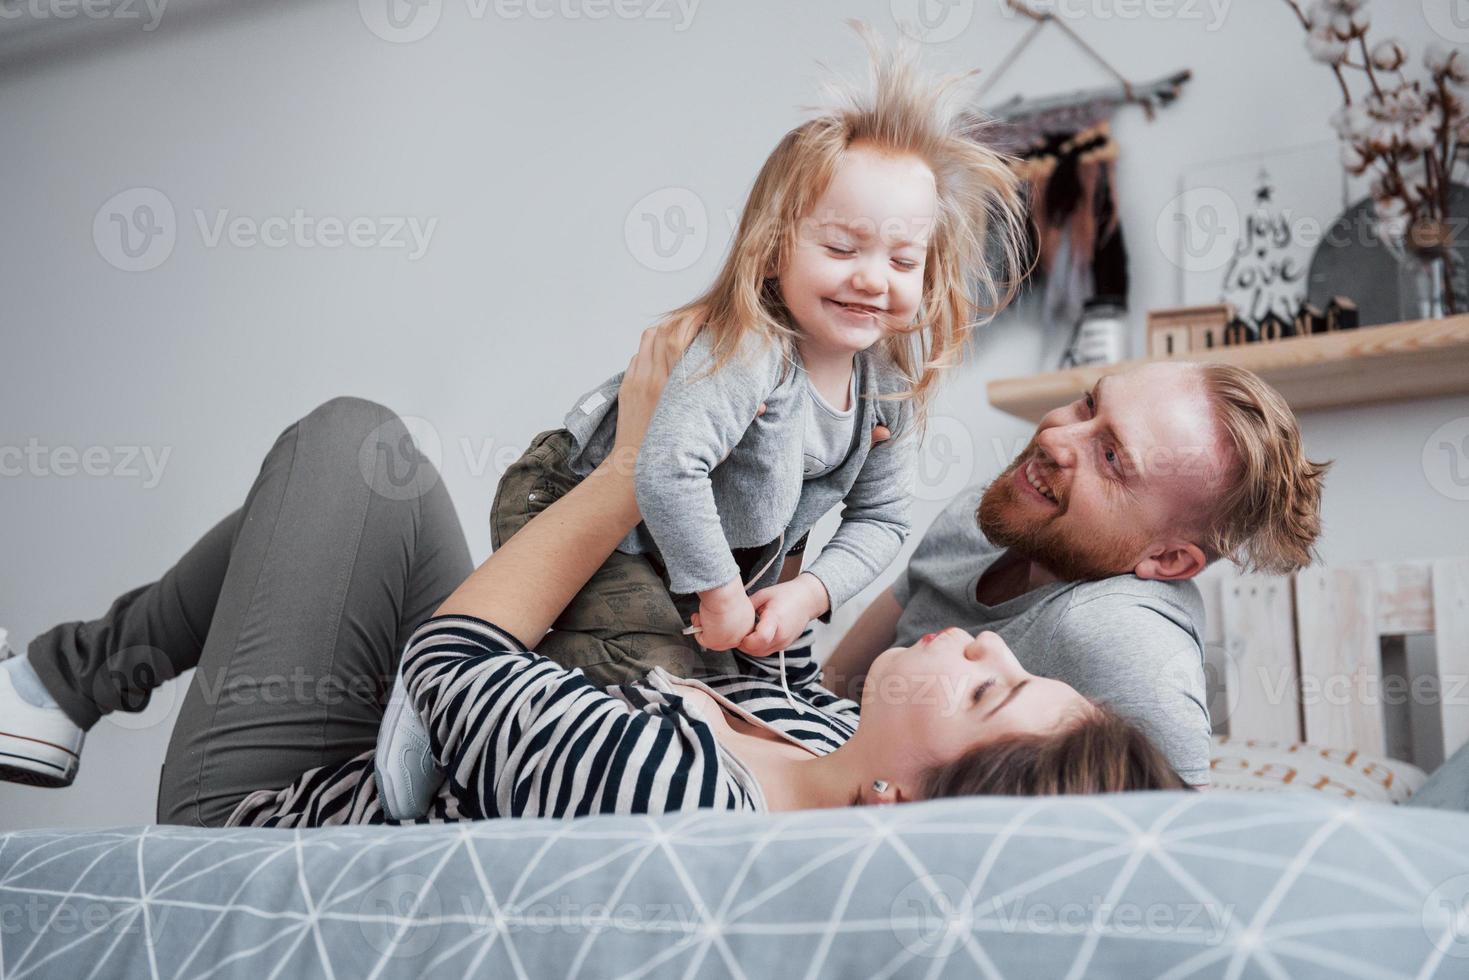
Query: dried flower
1425 43 1469 84
1404 119 1438 152
1389 86 1426 119
1306 27 1349 64
1341 142 1370 174
1329 104 1371 139
1286 0 1467 262
1367 120 1397 151
1370 39 1406 72
1373 196 1408 241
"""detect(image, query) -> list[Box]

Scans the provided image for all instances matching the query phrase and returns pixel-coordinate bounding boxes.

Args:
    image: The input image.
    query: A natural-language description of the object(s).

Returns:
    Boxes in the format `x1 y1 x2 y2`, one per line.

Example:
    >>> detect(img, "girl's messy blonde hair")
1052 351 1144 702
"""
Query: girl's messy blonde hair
664 20 1031 425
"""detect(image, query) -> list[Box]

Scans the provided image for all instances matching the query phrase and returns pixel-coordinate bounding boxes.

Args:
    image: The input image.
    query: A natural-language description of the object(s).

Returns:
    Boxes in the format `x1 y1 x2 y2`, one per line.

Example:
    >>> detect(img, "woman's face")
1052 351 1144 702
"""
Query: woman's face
777 143 936 360
857 628 1090 784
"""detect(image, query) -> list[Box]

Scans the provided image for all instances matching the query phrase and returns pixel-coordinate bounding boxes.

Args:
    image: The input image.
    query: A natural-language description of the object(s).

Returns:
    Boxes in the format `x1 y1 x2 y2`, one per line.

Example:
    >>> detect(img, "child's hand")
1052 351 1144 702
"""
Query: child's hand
737 573 831 658
693 579 757 651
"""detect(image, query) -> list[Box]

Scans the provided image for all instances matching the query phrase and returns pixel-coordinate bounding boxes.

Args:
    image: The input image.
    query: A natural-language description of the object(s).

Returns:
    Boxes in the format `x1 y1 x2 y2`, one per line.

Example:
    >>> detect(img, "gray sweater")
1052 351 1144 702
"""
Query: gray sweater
562 329 915 613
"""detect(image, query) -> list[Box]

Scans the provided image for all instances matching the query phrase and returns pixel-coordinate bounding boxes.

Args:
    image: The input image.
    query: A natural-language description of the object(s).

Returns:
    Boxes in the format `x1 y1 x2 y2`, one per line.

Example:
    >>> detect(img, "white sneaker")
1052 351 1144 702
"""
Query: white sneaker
0 631 85 788
374 664 442 820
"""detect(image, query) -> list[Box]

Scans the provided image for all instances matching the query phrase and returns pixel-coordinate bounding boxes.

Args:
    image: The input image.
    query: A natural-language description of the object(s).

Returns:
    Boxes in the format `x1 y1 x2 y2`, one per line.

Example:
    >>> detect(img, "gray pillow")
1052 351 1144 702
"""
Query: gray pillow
1406 740 1469 812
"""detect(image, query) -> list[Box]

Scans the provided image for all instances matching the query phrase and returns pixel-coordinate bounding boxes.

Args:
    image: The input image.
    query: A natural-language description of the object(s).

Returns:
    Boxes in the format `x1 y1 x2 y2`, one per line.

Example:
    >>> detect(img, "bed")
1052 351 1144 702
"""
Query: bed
3 790 1468 979
3 556 1467 978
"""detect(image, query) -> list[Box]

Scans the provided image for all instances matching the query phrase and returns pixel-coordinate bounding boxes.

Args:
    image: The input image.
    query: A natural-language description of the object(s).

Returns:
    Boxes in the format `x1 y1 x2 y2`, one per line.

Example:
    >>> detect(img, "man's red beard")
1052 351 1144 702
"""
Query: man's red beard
976 452 1145 582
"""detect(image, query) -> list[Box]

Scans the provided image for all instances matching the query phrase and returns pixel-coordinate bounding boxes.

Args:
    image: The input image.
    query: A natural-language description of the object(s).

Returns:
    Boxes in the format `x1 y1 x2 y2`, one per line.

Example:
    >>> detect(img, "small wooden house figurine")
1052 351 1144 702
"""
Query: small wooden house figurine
1222 316 1258 346
1257 310 1296 342
1327 296 1359 331
1294 300 1327 336
1146 303 1233 358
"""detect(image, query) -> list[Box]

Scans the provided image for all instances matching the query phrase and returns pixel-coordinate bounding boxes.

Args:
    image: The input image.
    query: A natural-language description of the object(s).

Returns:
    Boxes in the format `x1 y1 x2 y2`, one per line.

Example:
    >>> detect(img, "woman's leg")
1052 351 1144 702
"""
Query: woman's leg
29 397 471 826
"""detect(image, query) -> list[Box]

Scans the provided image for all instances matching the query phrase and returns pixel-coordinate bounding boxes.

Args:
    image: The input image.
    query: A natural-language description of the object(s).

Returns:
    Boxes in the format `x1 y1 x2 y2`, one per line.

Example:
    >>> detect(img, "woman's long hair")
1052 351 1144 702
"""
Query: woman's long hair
922 703 1194 798
663 21 1031 428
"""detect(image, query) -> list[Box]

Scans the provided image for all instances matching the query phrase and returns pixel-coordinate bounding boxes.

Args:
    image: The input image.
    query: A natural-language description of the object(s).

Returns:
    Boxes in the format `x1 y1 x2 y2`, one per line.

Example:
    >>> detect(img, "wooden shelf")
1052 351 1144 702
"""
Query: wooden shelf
987 314 1469 422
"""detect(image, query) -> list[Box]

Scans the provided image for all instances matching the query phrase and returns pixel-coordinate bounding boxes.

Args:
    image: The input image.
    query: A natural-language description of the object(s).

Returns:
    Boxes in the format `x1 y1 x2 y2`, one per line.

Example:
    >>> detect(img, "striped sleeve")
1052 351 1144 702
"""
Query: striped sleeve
402 615 746 819
227 616 763 828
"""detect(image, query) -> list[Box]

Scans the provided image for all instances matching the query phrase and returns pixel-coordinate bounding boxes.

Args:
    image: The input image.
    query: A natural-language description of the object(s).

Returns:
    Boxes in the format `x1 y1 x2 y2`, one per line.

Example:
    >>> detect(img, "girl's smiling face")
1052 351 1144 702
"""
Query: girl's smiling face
777 142 937 359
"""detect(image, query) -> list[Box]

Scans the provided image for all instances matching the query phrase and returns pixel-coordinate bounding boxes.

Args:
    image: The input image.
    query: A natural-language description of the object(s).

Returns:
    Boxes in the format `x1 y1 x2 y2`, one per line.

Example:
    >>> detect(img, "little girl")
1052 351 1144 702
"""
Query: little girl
375 22 1031 817
501 27 1024 669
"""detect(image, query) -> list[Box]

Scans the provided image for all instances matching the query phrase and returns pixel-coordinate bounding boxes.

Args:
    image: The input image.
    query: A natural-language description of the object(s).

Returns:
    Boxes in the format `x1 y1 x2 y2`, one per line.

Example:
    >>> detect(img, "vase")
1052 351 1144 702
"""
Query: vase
1392 221 1466 321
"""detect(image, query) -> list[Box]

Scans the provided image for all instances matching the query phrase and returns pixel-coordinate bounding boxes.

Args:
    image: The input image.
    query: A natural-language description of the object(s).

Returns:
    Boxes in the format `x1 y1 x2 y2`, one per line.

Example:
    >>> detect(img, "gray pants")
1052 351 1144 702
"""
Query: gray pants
28 397 472 827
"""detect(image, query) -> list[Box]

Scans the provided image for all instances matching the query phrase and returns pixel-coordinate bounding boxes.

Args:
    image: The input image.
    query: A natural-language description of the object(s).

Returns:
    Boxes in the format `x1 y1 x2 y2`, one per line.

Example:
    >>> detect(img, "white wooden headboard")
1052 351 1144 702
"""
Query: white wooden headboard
1196 558 1469 767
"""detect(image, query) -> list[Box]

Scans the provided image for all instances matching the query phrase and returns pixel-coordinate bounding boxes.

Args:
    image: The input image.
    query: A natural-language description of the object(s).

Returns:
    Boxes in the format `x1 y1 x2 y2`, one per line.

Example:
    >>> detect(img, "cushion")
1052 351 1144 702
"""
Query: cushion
1407 739 1469 812
1209 735 1427 804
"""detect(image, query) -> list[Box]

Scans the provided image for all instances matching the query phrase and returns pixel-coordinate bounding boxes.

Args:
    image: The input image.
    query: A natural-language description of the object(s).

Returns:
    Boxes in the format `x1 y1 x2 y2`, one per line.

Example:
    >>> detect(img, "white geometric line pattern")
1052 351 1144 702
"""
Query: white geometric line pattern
4 792 1469 979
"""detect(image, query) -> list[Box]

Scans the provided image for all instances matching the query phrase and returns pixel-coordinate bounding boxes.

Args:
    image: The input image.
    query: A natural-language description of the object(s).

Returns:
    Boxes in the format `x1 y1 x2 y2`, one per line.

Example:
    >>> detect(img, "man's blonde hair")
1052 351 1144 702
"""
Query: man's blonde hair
664 21 1030 425
1197 363 1331 576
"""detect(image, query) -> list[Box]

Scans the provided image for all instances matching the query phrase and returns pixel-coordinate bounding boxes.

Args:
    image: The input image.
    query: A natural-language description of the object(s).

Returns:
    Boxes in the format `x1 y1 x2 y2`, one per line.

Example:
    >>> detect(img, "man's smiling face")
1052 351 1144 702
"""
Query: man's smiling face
978 362 1236 583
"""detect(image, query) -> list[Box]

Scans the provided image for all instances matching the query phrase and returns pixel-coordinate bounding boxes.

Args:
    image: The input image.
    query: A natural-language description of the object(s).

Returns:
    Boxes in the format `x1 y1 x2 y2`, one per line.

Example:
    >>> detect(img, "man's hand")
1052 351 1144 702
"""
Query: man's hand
693 579 757 651
737 572 831 658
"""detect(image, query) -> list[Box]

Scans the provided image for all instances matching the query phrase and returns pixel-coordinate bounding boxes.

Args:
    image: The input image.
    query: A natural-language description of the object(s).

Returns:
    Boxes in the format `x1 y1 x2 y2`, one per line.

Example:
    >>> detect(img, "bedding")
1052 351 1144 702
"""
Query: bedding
3 790 1468 978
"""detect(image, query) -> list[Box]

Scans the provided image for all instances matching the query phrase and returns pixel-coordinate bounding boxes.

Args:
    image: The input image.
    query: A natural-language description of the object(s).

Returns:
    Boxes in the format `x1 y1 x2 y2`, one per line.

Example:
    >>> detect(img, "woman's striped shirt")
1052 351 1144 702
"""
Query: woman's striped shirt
226 614 860 828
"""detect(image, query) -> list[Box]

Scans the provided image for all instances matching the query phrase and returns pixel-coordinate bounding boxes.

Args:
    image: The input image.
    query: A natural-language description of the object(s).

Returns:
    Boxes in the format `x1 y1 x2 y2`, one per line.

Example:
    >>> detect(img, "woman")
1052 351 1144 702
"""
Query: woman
0 322 1186 828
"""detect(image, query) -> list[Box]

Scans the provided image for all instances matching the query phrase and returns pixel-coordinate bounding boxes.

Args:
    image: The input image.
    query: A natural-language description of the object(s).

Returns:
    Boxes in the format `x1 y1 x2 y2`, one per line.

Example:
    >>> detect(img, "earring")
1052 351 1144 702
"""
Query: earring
872 780 889 794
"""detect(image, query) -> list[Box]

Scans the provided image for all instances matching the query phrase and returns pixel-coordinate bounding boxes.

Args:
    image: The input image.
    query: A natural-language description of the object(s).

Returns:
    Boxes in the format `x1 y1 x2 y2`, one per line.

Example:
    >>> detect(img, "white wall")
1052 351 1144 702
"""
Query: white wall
3 0 1466 829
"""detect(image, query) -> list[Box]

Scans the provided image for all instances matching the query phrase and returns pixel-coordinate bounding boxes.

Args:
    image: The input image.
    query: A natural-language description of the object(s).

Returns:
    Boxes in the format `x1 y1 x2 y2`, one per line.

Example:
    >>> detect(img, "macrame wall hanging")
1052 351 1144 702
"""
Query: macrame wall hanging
970 0 1192 359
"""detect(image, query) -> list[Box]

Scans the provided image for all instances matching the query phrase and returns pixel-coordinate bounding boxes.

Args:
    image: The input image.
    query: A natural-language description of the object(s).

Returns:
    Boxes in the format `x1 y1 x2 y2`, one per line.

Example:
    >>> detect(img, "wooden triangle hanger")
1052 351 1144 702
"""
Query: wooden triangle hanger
976 0 1191 123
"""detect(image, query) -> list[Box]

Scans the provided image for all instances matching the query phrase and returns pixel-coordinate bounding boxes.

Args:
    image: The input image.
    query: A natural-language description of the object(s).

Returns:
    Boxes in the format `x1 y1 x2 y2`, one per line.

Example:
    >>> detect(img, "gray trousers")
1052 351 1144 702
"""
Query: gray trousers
28 397 472 827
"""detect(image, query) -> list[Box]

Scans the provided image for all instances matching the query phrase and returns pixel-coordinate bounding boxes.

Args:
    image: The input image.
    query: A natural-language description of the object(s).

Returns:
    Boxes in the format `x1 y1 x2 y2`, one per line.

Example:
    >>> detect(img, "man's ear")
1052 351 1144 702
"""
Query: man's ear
1134 541 1207 581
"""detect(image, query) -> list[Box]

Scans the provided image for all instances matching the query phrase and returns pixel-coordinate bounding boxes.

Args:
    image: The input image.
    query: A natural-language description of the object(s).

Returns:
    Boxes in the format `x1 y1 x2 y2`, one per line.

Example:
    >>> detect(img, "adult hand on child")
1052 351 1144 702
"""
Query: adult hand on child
737 572 831 658
610 305 765 471
610 311 702 464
